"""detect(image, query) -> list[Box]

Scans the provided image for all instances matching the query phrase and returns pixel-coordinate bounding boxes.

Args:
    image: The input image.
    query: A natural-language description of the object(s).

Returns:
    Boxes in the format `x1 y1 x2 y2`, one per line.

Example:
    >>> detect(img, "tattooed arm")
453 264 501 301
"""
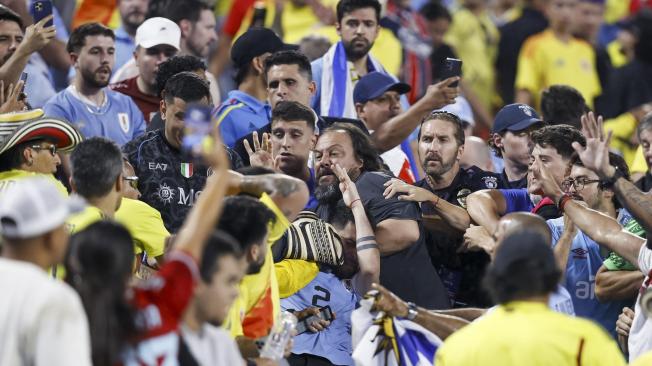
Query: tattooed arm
227 170 309 221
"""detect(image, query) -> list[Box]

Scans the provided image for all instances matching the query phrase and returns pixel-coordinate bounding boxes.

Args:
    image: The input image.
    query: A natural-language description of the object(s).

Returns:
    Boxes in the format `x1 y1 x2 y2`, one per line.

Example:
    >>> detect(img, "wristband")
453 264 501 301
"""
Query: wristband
406 302 418 320
431 194 440 207
557 193 582 212
349 198 362 209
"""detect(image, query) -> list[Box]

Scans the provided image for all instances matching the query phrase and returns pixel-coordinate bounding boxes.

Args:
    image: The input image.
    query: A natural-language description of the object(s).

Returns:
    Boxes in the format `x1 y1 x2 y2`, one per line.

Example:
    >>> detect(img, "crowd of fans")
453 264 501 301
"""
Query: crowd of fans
1 0 652 365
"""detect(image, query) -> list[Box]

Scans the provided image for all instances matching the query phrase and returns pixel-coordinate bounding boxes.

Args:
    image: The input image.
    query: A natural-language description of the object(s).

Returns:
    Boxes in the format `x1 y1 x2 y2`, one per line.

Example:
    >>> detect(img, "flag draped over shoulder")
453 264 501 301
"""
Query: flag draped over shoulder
320 42 387 119
352 296 442 366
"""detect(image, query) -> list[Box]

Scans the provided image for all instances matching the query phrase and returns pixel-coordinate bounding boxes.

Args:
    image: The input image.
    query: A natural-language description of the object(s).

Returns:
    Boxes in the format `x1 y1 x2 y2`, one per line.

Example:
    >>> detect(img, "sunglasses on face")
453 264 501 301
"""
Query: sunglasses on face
30 144 57 156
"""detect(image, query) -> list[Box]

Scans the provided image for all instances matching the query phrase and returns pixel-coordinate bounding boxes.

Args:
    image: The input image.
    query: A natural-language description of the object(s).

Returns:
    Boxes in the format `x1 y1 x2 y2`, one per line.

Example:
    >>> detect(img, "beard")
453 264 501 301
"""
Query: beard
122 11 145 29
423 154 456 180
343 37 373 61
81 65 112 88
315 165 343 204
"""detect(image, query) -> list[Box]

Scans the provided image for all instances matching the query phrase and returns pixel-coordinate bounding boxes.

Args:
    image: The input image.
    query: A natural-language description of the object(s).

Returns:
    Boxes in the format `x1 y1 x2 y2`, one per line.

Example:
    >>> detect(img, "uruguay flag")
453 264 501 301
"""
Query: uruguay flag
352 297 442 366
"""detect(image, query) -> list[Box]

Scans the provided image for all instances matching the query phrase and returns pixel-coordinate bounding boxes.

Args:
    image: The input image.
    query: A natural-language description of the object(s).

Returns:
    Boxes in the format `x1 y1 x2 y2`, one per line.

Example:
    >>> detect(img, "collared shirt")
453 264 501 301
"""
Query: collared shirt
114 26 136 72
415 166 504 307
43 86 146 146
213 90 272 147
435 301 626 366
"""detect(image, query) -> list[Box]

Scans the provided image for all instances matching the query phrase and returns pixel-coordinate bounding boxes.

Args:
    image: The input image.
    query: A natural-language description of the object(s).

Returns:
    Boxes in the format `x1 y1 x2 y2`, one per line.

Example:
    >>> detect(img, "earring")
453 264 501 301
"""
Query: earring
27 160 33 166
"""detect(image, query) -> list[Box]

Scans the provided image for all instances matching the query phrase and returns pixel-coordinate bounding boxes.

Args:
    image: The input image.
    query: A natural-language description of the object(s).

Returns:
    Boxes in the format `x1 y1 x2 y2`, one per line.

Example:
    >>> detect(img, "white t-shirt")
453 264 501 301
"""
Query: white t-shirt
628 245 652 362
180 323 244 366
0 258 91 366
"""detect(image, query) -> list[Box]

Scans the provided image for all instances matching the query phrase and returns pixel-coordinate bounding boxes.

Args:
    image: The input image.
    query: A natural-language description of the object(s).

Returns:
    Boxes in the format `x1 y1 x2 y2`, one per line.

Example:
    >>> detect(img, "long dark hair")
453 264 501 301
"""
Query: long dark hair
65 221 137 366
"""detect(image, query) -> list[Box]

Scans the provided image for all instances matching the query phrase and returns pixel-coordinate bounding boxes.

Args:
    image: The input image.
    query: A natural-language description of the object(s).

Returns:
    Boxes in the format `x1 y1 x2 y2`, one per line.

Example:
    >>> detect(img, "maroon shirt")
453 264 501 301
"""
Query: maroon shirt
111 76 160 123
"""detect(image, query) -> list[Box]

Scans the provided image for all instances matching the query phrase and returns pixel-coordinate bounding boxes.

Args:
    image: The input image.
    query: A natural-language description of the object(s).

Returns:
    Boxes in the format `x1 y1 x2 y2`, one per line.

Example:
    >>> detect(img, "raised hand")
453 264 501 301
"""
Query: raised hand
0 80 26 114
243 131 275 170
530 159 564 202
334 163 361 208
382 178 435 202
19 15 56 55
572 112 614 179
423 76 460 110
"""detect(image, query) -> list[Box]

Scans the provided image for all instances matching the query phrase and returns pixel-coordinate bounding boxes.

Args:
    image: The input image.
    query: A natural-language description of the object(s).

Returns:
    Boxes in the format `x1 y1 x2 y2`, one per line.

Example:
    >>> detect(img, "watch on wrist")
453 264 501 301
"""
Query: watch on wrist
406 302 418 320
601 167 625 189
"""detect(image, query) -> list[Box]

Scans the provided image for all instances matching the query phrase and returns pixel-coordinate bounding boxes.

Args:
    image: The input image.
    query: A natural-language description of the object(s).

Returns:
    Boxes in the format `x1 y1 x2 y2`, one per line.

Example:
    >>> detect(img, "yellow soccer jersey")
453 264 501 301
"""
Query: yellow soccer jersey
435 302 626 366
0 169 68 196
116 198 169 259
516 29 601 109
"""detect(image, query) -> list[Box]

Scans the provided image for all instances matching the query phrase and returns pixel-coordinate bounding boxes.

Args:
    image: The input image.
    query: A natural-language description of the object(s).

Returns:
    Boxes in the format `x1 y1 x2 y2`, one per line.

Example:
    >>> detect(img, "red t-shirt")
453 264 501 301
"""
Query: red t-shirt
111 77 160 123
121 250 198 365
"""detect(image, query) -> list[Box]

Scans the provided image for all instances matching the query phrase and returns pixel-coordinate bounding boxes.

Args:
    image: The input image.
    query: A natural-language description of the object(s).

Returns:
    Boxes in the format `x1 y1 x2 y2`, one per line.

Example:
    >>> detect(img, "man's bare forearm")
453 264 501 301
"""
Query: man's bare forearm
563 200 644 266
432 308 486 322
614 178 652 233
371 99 431 152
466 190 505 234
595 266 644 302
429 198 471 232
554 228 575 279
412 307 470 340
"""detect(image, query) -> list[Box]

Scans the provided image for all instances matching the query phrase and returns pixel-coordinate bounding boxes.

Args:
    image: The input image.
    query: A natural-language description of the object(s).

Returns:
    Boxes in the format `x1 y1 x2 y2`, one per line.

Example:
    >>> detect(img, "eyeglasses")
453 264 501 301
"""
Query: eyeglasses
123 176 139 190
30 144 57 156
561 178 601 192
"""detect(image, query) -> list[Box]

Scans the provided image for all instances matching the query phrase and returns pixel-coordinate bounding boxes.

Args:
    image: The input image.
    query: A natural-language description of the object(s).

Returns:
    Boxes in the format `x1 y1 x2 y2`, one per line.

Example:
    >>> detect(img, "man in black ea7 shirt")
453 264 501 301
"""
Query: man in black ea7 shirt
123 72 242 232
313 122 450 309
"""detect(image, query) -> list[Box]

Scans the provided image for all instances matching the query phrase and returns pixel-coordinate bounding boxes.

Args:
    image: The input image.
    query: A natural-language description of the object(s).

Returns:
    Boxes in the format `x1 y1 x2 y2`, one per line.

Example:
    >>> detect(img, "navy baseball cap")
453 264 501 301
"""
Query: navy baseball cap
231 27 298 67
491 103 542 133
353 72 411 104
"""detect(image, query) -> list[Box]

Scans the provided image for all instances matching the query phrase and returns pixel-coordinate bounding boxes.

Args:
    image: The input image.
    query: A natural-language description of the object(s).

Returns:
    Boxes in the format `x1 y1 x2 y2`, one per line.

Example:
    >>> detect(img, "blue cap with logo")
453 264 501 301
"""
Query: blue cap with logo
491 103 542 133
353 72 411 104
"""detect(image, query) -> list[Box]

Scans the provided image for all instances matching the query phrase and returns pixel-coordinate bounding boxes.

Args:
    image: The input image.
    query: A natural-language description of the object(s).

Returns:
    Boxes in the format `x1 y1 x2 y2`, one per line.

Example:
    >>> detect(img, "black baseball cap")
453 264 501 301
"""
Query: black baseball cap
231 27 298 67
491 103 543 134
353 72 411 104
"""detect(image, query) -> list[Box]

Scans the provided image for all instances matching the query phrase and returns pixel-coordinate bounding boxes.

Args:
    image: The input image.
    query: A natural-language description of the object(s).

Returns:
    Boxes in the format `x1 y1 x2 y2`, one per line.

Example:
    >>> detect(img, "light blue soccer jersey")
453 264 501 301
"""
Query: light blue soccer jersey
281 271 358 365
548 214 633 337
213 90 271 147
44 86 146 146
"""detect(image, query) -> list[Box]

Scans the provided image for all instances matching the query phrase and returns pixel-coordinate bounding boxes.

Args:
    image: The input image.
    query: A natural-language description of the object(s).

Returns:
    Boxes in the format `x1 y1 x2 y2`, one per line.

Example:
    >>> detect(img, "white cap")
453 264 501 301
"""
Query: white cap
0 178 85 239
135 17 181 50
437 96 475 127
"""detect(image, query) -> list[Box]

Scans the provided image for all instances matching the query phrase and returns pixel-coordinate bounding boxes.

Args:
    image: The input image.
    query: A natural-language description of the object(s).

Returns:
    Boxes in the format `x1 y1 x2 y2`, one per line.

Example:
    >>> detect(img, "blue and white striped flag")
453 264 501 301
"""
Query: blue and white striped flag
352 297 442 366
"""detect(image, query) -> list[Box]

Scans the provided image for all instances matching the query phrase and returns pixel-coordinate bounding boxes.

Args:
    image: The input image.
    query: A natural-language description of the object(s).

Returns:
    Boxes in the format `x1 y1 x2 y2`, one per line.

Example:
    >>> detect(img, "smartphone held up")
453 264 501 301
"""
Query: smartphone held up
182 104 215 159
441 58 462 88
31 0 54 27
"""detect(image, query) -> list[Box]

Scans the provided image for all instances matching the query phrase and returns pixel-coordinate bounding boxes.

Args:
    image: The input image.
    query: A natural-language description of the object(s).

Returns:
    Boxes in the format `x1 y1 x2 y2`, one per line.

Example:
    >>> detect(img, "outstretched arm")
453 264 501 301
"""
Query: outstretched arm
595 265 644 302
371 283 470 340
383 178 470 231
465 189 507 234
227 170 309 221
371 77 459 152
533 161 645 267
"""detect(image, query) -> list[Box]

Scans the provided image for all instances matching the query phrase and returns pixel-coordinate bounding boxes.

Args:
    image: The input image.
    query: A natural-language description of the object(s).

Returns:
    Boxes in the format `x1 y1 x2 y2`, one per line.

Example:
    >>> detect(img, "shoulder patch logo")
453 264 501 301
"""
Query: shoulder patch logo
482 176 498 189
118 113 130 133
457 188 472 208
